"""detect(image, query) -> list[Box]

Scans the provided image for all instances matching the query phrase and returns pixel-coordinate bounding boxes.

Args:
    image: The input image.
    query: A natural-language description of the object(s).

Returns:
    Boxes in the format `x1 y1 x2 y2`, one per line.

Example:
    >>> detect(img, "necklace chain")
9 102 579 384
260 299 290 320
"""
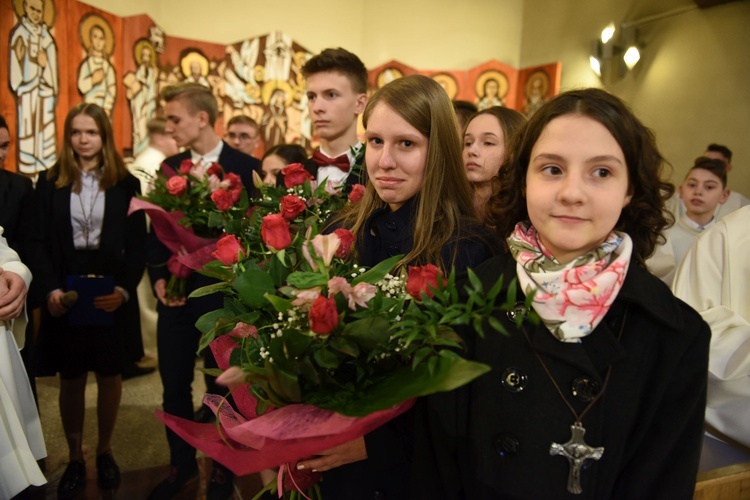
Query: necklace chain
520 306 628 494
78 174 101 249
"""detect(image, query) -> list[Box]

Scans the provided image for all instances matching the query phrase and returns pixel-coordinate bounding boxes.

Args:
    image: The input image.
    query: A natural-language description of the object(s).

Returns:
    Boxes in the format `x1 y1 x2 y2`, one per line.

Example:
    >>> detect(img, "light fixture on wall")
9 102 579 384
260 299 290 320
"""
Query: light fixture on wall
589 22 641 79
589 5 700 80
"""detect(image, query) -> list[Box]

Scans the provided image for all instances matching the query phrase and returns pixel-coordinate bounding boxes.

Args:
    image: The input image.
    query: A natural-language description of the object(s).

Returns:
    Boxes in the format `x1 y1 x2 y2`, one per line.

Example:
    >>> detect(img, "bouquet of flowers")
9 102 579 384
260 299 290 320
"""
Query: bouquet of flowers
157 164 528 498
128 159 248 299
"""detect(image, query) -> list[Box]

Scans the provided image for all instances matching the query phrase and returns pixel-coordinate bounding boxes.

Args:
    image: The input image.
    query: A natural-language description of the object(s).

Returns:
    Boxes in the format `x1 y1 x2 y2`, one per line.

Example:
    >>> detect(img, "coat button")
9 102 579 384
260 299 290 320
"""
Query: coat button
506 302 528 322
501 367 527 393
387 245 400 256
372 490 386 500
571 376 601 402
494 433 520 457
385 221 397 231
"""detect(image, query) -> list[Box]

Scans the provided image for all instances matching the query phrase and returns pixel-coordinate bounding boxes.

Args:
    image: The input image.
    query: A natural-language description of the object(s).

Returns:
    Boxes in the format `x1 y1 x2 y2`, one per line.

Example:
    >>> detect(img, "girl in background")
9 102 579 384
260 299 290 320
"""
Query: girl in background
415 88 710 499
34 103 145 499
299 74 496 499
463 106 525 223
261 144 308 186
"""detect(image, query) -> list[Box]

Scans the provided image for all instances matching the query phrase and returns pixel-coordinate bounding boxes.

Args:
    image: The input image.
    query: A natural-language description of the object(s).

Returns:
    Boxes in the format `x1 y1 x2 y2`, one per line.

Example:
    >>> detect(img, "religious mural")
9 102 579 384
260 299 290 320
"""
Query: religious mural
0 1 560 173
8 0 59 174
368 60 560 115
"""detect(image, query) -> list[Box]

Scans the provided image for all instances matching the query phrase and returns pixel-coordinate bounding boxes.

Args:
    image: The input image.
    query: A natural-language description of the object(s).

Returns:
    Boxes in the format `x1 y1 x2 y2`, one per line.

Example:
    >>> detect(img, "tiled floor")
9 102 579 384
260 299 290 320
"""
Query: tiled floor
26 359 264 499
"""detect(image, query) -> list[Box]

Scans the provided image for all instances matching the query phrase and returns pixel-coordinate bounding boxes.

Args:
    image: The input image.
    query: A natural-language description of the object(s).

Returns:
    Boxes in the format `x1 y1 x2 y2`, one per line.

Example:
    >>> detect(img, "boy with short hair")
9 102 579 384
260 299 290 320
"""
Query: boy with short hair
225 115 260 157
648 157 730 285
280 47 368 187
148 82 261 500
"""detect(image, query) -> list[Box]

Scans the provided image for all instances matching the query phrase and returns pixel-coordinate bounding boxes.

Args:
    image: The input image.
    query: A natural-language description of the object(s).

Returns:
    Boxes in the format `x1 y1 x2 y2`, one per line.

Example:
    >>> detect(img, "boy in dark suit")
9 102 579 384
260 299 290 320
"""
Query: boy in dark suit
279 48 368 189
148 83 261 500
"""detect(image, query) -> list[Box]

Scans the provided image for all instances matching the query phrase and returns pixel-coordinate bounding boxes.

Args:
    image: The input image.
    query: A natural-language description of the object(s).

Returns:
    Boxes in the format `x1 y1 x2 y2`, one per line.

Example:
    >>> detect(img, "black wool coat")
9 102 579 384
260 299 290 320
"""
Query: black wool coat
412 253 710 500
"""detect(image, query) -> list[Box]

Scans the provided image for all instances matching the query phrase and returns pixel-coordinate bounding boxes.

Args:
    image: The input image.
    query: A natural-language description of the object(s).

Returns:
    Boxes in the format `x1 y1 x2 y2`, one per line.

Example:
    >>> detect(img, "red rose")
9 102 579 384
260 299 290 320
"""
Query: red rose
348 184 366 204
333 228 355 259
280 195 307 220
211 189 235 211
166 176 188 196
282 163 314 188
167 254 192 279
230 185 243 203
309 295 339 335
224 172 241 189
179 159 193 174
212 234 246 265
261 214 292 250
207 162 222 177
406 264 444 299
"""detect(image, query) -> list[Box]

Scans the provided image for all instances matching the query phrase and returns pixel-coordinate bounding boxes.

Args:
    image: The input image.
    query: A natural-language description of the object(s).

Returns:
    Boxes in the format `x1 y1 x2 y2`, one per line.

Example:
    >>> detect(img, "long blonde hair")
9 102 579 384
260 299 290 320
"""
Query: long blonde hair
334 75 478 273
48 103 128 192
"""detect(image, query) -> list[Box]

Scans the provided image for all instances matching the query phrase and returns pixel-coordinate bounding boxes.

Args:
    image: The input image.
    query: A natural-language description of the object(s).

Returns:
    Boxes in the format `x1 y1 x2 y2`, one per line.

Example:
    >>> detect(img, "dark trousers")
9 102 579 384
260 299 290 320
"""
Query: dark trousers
156 294 225 467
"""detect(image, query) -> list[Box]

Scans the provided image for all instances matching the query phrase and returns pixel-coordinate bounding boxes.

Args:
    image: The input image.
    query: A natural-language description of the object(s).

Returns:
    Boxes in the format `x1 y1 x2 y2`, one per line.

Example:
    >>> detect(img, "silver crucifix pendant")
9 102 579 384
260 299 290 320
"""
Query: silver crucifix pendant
550 422 604 494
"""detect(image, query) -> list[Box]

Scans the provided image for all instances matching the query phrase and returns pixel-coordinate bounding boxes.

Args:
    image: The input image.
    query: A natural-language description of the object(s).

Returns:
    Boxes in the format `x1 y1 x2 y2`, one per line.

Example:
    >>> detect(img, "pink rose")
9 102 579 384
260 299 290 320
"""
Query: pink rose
212 234 246 265
215 366 246 388
291 287 322 309
230 186 243 203
309 295 339 335
228 322 257 338
211 189 235 211
261 214 292 250
168 254 192 279
280 195 307 221
179 159 193 174
282 163 314 188
166 176 188 196
311 233 341 268
333 228 355 259
348 184 366 203
406 264 444 299
350 282 377 309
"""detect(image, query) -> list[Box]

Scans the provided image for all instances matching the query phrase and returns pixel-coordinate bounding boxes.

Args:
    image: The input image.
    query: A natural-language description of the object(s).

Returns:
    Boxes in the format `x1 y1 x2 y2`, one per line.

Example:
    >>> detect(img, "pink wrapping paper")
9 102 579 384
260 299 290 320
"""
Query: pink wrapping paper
156 325 416 476
128 198 219 271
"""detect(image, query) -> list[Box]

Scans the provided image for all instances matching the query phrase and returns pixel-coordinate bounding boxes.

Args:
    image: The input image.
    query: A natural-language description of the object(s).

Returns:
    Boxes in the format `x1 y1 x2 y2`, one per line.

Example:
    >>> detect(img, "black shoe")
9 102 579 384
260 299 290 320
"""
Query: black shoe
96 451 120 489
57 460 86 499
206 463 234 500
147 462 198 500
194 405 216 424
121 364 156 380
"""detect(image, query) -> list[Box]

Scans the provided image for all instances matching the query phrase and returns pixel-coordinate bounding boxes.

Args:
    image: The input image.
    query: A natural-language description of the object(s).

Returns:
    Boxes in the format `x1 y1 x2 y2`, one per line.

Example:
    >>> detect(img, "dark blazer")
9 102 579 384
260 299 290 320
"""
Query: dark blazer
33 172 146 373
0 169 34 258
147 141 261 285
412 254 710 500
321 198 497 500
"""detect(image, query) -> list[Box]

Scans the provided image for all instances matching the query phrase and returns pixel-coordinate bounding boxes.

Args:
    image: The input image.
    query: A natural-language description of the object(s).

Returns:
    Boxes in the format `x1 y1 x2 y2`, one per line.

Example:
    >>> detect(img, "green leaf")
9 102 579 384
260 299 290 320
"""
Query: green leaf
319 356 491 416
286 271 329 289
195 309 231 335
467 269 483 294
233 266 275 308
282 329 312 359
342 317 391 350
188 282 230 298
329 336 360 358
265 361 301 403
352 255 403 285
313 347 340 369
207 211 223 228
264 293 293 314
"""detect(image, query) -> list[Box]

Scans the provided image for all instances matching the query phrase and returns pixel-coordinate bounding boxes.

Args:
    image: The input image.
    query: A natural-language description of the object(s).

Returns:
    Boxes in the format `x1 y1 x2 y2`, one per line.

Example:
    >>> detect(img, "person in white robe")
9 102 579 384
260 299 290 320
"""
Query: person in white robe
0 228 46 499
673 205 750 451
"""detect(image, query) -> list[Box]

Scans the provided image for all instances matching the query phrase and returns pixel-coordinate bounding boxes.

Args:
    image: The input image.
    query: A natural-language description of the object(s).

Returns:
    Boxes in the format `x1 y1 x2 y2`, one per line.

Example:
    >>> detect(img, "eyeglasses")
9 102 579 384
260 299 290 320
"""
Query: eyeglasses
226 132 258 142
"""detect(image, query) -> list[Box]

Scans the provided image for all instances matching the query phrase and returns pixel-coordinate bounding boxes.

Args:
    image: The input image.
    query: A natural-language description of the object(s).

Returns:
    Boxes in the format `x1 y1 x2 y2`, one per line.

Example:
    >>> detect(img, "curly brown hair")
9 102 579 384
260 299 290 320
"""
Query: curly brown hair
487 88 674 263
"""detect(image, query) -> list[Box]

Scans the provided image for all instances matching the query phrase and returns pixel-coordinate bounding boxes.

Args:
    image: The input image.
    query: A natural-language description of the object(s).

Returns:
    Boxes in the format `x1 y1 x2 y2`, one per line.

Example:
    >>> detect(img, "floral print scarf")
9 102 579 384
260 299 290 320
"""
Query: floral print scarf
506 222 632 343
